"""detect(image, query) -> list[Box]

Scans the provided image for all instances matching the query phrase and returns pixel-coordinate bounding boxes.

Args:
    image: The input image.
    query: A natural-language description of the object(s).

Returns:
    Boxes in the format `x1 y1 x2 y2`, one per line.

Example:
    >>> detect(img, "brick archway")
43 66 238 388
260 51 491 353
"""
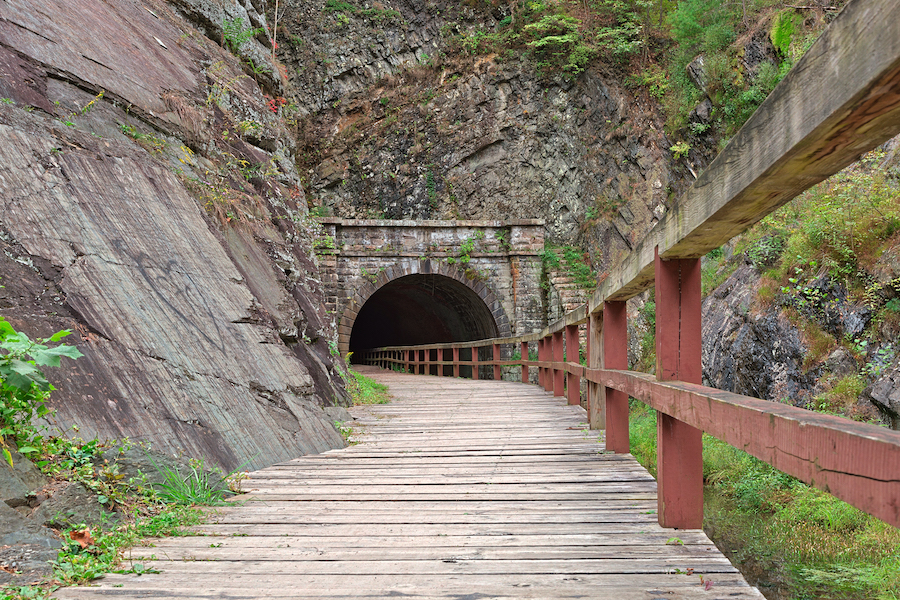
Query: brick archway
338 259 512 356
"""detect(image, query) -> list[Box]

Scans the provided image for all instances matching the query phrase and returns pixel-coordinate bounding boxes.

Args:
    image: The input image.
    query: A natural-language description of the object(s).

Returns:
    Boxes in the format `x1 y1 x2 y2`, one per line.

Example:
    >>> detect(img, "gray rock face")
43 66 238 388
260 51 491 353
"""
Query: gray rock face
277 0 686 274
30 483 118 530
702 263 816 403
686 55 707 92
824 347 857 378
0 502 60 549
0 540 60 586
741 30 777 78
0 0 350 471
861 360 900 429
1 448 48 508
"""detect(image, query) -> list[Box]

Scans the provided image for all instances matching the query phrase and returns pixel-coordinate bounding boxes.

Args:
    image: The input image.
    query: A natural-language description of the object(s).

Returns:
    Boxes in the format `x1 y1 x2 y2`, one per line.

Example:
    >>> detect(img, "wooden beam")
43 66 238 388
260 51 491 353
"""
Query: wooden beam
565 325 580 406
602 301 629 454
655 252 703 529
552 331 565 398
588 312 603 430
521 341 529 384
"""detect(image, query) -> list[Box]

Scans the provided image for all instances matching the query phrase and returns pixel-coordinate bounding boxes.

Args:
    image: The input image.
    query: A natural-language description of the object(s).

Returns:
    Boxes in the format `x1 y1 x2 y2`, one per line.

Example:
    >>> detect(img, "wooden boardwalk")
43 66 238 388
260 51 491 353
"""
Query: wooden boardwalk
56 368 763 599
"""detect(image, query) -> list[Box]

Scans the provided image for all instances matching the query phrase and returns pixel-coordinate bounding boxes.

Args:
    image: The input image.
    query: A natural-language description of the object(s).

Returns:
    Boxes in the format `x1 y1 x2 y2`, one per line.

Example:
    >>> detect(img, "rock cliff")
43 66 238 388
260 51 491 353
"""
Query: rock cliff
0 0 349 470
277 0 692 273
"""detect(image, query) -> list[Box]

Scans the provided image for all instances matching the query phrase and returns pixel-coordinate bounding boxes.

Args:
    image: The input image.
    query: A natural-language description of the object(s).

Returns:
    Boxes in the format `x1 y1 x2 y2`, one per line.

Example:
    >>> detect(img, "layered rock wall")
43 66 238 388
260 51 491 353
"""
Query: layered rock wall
0 0 348 470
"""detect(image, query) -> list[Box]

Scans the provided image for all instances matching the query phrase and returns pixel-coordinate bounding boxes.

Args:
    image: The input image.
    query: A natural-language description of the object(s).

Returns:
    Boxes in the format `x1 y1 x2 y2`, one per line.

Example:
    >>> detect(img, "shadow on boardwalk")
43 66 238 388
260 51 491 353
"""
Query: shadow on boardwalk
55 367 763 599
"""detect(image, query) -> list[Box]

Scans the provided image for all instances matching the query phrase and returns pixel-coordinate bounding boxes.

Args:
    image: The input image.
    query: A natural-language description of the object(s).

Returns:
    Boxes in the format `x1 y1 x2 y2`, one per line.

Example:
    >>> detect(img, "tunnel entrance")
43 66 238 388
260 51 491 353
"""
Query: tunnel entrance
348 273 500 362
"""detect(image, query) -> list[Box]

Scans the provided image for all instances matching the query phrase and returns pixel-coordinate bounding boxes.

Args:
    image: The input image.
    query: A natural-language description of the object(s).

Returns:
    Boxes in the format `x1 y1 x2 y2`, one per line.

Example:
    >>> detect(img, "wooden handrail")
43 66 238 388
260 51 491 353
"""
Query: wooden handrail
357 0 900 529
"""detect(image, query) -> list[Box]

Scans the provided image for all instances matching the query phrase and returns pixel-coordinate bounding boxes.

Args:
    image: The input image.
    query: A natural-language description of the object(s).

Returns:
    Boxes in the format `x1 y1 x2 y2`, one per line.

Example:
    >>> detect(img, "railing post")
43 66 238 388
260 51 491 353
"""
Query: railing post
655 249 703 529
407 350 413 373
565 324 580 406
537 338 545 389
552 330 564 397
541 337 552 392
424 349 430 375
603 301 629 453
437 349 444 377
588 311 604 429
521 341 529 384
492 343 501 380
472 346 479 380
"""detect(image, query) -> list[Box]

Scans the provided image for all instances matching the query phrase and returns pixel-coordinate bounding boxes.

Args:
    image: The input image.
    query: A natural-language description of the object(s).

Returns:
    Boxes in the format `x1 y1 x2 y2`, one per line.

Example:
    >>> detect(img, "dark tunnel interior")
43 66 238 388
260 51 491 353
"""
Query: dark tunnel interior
349 274 499 361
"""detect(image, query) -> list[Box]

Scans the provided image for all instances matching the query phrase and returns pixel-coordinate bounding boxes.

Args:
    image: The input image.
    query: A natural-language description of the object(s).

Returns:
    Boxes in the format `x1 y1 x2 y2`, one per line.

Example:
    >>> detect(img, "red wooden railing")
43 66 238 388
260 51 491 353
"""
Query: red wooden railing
359 0 900 530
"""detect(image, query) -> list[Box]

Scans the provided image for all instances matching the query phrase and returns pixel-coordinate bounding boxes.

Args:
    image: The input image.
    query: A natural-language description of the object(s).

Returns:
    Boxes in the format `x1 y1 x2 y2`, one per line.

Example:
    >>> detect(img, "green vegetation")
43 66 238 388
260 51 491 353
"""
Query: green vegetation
444 0 635 78
1 318 82 467
439 0 838 138
658 0 827 137
540 245 597 291
346 368 391 404
1 320 240 599
628 402 900 599
150 458 237 506
222 17 264 55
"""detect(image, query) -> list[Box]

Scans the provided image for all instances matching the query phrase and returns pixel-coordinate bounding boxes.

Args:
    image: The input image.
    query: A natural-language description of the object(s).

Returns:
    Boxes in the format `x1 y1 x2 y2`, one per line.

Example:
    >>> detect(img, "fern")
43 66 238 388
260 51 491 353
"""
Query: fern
223 17 264 55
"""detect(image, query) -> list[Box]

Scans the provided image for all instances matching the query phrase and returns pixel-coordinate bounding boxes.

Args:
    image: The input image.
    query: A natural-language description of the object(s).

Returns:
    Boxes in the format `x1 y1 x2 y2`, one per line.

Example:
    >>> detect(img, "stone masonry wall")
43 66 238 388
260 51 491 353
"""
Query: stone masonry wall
315 219 544 353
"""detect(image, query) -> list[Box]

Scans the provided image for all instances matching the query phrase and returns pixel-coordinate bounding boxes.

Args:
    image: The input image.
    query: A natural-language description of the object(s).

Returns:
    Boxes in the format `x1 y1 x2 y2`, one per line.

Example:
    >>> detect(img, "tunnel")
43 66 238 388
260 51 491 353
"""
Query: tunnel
348 273 500 363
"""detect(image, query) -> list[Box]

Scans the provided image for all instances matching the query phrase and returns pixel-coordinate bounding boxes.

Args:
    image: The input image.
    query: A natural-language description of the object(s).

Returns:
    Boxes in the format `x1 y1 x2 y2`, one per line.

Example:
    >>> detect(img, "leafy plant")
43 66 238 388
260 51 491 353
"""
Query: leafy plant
593 0 651 59
222 17 264 55
524 14 596 76
0 318 82 466
669 141 691 159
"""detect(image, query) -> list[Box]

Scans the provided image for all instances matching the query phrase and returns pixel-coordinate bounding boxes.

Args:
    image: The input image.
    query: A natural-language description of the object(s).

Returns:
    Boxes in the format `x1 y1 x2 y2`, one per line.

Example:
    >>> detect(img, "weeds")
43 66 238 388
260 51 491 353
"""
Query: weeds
346 368 390 405
149 457 236 506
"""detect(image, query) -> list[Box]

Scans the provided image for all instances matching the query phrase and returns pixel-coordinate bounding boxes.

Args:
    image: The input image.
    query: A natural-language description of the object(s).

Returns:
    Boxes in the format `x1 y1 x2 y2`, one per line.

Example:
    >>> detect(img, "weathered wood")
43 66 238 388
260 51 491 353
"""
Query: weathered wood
602 301 629 453
54 368 762 599
552 331 565 397
655 253 704 529
565 324 580 405
521 340 529 382
55 573 764 599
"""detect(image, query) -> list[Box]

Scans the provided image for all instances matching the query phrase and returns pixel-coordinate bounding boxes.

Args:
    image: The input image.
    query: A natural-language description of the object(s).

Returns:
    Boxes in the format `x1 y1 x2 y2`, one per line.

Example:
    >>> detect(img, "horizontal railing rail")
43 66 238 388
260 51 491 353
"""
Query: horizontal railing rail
356 0 900 530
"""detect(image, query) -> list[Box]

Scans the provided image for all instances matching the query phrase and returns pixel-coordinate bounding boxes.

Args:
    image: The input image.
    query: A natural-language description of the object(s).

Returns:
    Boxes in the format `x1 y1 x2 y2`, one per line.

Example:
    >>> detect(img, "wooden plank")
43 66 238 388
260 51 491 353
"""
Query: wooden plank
55 573 764 599
92 558 741 575
191 522 699 537
127 532 715 549
128 545 730 561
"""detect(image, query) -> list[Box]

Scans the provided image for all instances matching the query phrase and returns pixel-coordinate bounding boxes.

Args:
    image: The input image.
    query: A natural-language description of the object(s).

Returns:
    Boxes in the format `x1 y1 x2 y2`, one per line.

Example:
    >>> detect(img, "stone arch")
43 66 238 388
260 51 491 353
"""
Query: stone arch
338 259 512 356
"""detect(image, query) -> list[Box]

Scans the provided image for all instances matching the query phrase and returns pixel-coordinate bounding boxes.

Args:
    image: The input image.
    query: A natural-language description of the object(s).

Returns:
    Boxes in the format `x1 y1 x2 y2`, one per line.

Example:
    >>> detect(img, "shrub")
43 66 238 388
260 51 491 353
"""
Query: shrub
0 318 82 466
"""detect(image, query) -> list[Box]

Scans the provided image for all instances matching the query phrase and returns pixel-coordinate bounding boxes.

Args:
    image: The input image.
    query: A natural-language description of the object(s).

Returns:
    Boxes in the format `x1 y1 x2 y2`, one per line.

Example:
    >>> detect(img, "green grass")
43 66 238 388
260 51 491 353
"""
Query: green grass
627 403 900 599
149 458 235 506
346 368 390 405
